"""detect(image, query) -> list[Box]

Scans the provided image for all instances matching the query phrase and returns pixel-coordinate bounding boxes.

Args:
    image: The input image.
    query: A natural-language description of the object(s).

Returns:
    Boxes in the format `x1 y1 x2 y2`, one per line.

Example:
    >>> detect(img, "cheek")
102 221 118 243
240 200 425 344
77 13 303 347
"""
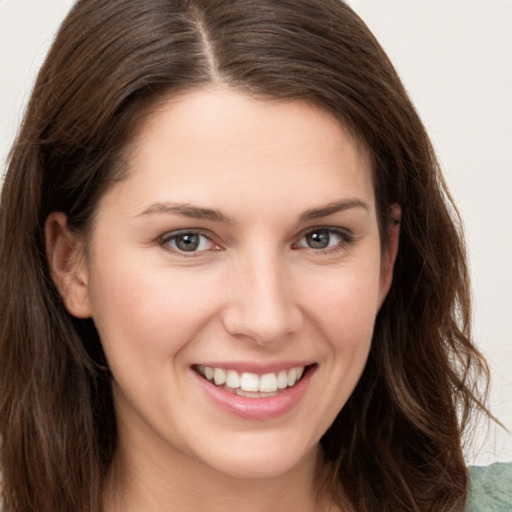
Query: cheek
302 262 382 348
87 254 222 366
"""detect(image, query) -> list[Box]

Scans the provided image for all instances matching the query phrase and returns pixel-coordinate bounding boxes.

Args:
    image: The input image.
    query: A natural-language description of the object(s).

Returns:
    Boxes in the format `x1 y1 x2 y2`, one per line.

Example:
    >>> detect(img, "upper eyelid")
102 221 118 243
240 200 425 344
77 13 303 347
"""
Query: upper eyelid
296 225 354 239
159 228 214 242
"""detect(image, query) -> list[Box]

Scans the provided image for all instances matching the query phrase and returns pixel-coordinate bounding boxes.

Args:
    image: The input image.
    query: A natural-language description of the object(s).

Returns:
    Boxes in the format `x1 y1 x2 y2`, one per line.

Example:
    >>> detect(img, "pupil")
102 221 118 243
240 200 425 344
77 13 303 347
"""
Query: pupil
307 230 329 249
177 234 200 251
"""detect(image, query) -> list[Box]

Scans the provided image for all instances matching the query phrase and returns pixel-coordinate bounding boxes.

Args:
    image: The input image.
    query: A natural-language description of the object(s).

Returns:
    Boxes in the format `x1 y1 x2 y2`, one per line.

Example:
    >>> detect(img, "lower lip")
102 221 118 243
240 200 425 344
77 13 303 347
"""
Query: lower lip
194 366 315 420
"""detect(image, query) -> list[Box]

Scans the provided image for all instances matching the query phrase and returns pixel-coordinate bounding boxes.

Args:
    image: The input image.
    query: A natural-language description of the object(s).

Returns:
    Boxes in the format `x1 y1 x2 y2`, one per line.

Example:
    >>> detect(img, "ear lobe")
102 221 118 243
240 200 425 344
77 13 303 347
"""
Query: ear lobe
378 204 401 308
45 212 92 318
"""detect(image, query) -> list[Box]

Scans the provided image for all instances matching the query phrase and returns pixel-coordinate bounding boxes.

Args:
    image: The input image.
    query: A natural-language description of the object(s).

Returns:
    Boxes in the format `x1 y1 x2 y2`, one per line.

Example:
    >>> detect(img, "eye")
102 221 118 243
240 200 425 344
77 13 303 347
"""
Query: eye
294 228 353 252
160 231 217 253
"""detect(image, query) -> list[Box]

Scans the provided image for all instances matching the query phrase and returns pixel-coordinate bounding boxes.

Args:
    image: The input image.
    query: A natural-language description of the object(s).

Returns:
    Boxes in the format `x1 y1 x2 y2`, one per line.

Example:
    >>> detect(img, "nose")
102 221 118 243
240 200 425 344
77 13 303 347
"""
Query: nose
222 250 303 346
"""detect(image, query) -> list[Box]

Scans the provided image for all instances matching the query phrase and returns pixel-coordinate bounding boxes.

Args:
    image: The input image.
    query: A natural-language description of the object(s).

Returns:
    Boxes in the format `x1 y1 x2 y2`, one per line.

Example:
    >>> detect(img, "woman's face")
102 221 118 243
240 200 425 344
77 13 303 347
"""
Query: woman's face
53 87 398 481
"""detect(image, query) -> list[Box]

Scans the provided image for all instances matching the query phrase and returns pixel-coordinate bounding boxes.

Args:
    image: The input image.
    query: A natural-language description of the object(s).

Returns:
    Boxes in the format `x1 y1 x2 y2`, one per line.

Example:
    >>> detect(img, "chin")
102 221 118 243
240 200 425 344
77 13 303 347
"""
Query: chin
191 429 320 481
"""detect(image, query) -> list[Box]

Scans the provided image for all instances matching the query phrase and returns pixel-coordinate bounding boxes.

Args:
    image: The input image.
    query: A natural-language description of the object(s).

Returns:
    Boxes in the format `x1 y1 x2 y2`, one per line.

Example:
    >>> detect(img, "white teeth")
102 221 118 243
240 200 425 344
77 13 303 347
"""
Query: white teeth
287 368 297 387
199 365 306 394
240 372 259 392
259 373 278 392
226 370 240 389
213 368 226 385
277 370 288 389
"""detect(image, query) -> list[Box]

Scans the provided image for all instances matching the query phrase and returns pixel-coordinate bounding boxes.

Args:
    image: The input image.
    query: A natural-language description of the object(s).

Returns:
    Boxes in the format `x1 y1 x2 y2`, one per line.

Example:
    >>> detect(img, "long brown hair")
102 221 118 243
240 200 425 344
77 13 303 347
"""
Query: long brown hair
0 1 490 511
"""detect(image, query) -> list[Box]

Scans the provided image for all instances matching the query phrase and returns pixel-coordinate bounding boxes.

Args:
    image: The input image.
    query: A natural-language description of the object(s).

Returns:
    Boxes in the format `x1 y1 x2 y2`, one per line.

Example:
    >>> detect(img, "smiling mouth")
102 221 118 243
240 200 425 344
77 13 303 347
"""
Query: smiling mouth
193 365 312 398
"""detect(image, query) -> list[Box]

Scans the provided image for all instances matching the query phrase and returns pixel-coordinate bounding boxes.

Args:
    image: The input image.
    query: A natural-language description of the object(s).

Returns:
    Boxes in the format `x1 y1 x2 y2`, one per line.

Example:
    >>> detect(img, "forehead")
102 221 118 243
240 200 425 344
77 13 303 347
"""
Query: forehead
107 86 375 219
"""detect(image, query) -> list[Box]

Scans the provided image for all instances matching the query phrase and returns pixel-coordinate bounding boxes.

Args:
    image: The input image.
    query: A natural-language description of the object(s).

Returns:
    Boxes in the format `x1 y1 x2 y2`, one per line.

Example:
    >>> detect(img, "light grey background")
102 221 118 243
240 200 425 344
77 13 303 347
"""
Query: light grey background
1 0 511 465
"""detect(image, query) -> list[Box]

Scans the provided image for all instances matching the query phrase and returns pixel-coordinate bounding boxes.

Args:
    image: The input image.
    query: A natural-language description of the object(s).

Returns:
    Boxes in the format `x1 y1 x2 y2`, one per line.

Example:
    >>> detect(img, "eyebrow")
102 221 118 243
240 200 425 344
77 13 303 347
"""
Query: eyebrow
136 202 235 224
136 198 369 224
299 198 369 222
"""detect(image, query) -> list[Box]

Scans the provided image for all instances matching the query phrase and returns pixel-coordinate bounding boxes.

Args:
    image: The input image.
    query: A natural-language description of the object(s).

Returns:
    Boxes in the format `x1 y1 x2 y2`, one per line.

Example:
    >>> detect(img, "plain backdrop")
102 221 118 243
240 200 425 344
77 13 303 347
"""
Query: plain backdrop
1 0 511 465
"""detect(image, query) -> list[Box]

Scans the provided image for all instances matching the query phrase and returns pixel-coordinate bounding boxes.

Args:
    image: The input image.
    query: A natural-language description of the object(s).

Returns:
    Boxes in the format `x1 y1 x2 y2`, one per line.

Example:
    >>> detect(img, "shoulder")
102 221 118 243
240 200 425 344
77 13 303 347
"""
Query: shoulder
466 462 512 511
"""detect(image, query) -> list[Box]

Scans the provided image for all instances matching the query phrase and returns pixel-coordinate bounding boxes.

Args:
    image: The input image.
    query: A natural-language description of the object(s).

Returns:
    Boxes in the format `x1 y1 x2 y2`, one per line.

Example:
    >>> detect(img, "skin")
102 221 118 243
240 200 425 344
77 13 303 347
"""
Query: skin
46 86 400 512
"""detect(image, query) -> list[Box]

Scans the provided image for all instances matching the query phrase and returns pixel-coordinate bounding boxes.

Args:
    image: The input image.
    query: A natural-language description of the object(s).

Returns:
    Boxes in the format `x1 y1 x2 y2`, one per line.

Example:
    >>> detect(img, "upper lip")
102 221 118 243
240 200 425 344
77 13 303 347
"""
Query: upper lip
192 361 315 375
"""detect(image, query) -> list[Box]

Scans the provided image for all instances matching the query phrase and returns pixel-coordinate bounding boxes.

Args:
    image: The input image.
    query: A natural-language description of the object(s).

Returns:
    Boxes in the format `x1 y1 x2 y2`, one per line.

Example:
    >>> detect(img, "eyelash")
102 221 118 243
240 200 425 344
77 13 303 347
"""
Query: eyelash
158 227 354 256
293 227 355 255
158 229 219 256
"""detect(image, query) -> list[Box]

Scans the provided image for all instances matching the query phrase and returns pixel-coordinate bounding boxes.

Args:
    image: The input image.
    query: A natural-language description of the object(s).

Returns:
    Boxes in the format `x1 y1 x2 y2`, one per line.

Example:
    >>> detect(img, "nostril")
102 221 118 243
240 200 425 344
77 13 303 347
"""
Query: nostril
222 307 303 346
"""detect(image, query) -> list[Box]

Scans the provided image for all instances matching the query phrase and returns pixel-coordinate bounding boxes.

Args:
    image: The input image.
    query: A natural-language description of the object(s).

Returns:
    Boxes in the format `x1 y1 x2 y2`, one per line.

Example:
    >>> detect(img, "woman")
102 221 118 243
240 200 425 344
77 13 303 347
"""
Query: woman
0 1 506 511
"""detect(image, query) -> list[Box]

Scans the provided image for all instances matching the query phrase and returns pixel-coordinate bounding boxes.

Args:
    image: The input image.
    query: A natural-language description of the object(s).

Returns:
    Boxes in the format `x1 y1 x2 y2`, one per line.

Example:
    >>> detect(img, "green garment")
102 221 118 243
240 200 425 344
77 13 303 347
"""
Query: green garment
467 462 512 511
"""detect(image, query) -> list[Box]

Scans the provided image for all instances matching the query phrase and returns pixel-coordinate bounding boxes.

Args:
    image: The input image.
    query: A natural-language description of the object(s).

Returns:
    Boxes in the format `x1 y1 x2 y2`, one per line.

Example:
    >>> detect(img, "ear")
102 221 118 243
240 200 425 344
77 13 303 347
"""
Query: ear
378 204 401 308
45 212 92 318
